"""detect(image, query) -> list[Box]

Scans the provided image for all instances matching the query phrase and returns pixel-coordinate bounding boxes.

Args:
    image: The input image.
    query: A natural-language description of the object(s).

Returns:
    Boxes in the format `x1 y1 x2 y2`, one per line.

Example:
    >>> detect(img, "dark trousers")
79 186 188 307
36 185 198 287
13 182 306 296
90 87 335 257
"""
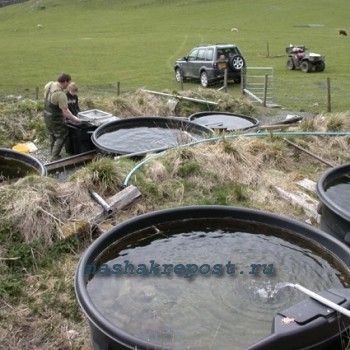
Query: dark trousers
44 112 68 161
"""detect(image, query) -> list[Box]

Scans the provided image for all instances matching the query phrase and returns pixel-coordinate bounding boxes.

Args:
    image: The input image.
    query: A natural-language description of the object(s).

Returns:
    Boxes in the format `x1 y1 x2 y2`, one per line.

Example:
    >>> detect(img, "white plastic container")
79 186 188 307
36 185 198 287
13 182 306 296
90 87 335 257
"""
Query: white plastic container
78 109 118 126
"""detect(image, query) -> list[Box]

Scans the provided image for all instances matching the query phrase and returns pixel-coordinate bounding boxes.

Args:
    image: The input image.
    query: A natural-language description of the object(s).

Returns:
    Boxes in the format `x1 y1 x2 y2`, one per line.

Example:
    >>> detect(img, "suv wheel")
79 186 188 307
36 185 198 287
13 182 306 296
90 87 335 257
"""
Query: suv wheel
175 68 184 82
229 55 245 71
200 71 209 88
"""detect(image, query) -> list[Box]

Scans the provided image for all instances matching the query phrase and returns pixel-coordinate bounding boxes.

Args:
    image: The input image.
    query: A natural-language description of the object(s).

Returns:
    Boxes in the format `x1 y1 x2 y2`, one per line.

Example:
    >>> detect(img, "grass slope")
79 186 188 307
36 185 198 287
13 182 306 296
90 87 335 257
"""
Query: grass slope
0 0 350 110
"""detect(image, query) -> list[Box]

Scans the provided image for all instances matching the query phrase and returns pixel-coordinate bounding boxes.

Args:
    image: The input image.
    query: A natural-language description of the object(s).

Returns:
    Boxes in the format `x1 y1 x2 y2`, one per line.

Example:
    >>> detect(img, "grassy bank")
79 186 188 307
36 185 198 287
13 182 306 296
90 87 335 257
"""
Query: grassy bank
1 91 350 348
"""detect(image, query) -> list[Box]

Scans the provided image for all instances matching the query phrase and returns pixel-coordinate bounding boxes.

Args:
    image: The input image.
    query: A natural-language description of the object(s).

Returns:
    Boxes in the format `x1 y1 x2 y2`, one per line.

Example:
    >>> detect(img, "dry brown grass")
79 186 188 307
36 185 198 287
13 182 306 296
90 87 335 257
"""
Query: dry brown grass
0 157 127 244
0 253 90 349
139 122 349 221
1 116 348 240
96 88 257 119
0 176 95 244
300 112 350 132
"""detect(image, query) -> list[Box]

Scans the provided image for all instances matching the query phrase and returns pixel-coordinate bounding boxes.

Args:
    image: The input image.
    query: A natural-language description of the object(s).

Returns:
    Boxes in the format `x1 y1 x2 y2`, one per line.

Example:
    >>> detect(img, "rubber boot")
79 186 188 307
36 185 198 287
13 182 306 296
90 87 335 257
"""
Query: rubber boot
49 135 55 155
50 138 65 161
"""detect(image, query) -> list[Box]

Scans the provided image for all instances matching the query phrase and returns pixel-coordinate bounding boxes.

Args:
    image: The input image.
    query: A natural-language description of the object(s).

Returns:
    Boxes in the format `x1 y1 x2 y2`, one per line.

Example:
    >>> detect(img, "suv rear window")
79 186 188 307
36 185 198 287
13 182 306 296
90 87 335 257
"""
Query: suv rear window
217 47 241 59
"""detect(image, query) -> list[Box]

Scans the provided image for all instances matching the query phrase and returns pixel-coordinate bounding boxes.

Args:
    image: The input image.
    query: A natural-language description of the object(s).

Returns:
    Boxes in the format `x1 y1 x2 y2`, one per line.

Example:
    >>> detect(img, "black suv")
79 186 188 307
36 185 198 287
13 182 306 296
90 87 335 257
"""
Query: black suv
174 43 246 88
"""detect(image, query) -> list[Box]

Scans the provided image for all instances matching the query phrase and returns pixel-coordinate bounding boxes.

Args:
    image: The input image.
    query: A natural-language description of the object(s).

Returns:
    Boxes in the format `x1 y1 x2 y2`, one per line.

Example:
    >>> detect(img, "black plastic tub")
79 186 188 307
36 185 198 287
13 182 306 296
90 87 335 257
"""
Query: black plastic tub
91 117 214 156
65 121 97 155
0 147 47 179
75 206 350 350
316 163 350 245
188 111 260 132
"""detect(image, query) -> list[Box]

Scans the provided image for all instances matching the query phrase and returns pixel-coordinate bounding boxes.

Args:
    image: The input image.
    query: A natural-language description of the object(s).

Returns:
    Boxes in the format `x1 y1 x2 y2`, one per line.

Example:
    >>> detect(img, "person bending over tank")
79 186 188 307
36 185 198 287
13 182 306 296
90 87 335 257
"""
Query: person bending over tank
43 73 81 161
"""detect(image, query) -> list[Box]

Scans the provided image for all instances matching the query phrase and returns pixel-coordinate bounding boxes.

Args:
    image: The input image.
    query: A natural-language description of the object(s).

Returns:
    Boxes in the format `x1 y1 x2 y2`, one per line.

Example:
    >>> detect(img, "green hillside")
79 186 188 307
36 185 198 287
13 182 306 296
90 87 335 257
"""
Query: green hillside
0 0 349 111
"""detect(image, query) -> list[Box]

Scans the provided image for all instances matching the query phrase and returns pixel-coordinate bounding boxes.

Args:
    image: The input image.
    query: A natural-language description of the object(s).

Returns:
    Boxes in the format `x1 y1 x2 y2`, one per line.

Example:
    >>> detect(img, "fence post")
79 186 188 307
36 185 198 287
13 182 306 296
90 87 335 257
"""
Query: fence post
117 81 120 96
180 77 184 91
327 77 331 113
35 87 39 100
224 69 228 92
241 67 246 95
263 74 268 107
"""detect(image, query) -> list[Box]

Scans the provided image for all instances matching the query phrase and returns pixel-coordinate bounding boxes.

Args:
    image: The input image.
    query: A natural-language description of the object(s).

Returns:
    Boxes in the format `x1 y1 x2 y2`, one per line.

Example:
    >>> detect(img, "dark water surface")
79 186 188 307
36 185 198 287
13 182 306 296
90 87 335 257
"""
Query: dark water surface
191 114 256 131
87 222 350 350
325 175 350 212
0 158 38 181
97 126 197 154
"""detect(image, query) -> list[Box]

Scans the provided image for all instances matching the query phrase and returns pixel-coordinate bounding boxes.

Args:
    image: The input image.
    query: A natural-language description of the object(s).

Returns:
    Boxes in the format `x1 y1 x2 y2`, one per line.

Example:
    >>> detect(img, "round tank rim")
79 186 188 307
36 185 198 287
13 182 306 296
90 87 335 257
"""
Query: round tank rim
0 147 47 177
316 163 350 221
75 205 350 350
91 116 214 155
188 111 260 131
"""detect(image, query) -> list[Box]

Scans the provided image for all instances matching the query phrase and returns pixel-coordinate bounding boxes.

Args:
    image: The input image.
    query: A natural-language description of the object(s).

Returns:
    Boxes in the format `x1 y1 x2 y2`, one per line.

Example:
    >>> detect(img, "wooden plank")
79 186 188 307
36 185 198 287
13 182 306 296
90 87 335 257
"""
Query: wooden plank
62 185 142 238
274 186 319 220
108 185 142 211
45 150 97 172
91 185 142 225
296 179 317 193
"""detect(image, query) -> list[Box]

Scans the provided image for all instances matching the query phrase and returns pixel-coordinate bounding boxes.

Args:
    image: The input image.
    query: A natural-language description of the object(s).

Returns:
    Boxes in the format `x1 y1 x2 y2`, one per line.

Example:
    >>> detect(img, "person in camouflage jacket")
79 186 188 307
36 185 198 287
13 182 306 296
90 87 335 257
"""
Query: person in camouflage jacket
43 73 81 161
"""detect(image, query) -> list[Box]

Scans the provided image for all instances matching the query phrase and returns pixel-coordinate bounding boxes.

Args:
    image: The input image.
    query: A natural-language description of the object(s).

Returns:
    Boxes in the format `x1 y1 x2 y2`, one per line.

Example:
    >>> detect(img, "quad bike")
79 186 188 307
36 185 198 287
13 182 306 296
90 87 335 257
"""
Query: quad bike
286 45 325 73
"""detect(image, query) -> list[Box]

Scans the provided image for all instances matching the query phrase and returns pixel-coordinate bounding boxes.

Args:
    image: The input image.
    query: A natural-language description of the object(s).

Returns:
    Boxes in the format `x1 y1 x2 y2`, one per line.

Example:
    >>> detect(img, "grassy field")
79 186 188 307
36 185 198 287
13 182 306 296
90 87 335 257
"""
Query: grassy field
0 0 350 111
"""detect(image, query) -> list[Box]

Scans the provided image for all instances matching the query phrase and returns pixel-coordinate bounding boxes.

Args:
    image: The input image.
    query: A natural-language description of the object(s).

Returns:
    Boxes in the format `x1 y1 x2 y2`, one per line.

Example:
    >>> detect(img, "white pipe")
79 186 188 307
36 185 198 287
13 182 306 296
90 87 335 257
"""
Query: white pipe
243 88 263 103
89 190 113 215
141 89 218 105
291 283 350 318
114 146 171 159
183 130 197 141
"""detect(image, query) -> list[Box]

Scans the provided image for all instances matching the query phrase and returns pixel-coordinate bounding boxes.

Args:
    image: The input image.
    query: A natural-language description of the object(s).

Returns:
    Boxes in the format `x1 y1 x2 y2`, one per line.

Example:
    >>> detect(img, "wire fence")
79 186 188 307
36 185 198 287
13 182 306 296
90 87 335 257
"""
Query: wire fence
242 68 350 113
1 73 349 114
273 75 350 113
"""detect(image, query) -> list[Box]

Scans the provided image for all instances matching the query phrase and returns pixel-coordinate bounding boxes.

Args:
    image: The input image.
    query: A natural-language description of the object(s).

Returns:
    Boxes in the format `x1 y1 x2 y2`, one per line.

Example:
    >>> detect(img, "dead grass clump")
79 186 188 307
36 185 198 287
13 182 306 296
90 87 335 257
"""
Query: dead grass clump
0 305 92 350
299 112 350 133
104 88 258 119
238 137 292 171
138 133 334 211
150 141 260 187
0 116 31 144
304 136 350 166
299 116 319 131
1 157 129 245
143 160 170 182
324 112 350 132
109 89 174 117
171 88 257 117
137 138 295 210
70 156 125 196
180 144 244 182
217 95 256 115
0 176 96 244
